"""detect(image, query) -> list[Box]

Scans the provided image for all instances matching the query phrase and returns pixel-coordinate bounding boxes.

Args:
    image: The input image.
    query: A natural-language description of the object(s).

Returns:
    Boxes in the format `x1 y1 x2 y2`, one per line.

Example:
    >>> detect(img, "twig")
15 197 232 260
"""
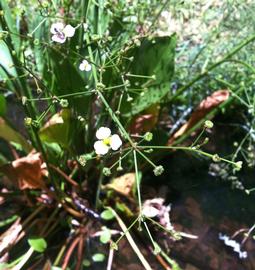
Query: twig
62 236 80 270
75 235 84 270
49 164 79 187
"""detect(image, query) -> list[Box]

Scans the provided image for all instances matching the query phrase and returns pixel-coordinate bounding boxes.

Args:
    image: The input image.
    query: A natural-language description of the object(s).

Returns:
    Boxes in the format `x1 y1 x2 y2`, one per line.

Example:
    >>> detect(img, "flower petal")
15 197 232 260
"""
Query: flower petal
50 22 64 34
79 60 91 71
110 134 122 150
63 25 75 37
94 140 109 155
96 127 111 140
52 34 66 43
85 63 92 71
142 206 159 218
79 62 85 71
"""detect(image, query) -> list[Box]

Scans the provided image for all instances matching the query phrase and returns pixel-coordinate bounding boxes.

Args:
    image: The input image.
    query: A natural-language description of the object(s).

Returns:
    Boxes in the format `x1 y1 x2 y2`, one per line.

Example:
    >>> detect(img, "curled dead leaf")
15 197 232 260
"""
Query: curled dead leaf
168 90 229 144
104 173 136 197
0 151 48 190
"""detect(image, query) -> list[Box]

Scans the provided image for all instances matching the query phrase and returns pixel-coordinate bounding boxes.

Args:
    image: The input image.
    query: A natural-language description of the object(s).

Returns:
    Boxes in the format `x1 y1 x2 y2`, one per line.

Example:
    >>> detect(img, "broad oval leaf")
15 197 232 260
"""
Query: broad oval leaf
100 209 115 220
92 253 105 262
39 109 71 147
100 227 111 244
0 117 32 153
28 237 47 253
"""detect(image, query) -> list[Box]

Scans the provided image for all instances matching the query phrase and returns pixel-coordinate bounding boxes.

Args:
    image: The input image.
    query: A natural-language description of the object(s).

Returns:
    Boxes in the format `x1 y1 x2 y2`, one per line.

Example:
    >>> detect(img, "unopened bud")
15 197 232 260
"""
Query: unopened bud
235 161 243 171
24 117 32 126
153 165 164 176
144 132 153 142
212 154 221 162
103 167 111 176
204 120 214 129
60 99 69 108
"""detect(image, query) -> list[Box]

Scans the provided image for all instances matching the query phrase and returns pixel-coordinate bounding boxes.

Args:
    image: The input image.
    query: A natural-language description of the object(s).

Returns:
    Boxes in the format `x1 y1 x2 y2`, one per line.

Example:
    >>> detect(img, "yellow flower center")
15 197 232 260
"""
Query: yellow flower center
103 137 111 146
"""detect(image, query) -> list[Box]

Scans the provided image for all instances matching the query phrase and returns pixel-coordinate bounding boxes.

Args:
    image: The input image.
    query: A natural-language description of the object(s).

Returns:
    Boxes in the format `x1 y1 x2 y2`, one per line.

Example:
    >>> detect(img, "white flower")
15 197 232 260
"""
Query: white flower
94 127 122 155
50 22 75 43
79 60 92 72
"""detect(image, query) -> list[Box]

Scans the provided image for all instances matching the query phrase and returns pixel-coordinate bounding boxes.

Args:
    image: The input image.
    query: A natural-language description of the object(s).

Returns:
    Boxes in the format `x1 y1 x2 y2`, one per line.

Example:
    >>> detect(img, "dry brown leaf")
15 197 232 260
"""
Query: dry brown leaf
129 104 159 135
105 173 136 197
168 90 229 144
0 151 48 190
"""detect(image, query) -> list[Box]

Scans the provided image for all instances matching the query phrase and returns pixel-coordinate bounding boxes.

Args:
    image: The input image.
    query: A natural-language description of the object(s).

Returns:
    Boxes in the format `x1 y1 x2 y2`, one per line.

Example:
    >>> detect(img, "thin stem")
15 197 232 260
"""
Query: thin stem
133 150 142 214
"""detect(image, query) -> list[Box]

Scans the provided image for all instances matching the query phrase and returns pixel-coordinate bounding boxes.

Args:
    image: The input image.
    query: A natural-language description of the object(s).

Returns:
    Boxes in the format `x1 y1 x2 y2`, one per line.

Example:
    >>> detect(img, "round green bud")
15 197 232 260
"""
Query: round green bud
235 161 243 171
110 241 118 250
96 82 106 91
60 99 69 108
37 88 42 94
204 120 214 129
153 165 164 176
78 155 87 166
144 132 153 142
127 95 133 102
33 38 40 45
117 166 123 172
103 167 111 176
212 154 221 162
24 117 32 126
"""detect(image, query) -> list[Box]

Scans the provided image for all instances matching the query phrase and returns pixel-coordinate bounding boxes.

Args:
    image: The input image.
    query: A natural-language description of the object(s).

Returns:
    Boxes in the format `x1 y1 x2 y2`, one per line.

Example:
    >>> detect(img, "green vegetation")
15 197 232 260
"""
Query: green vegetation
0 0 254 269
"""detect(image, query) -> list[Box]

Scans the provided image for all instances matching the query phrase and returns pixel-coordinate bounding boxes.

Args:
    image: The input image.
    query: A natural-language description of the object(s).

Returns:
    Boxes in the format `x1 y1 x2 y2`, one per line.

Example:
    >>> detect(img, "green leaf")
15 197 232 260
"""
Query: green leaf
0 1 20 52
129 35 176 85
122 35 176 116
0 117 32 153
0 41 17 79
100 227 111 244
127 83 170 116
39 109 72 147
82 260 91 267
100 209 115 220
46 48 89 114
0 94 6 116
28 237 47 253
92 253 105 262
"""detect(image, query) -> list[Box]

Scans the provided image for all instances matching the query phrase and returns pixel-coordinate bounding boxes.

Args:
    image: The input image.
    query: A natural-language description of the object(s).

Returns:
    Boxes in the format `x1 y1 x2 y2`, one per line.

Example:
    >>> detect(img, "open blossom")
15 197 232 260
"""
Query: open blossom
79 59 91 71
50 22 75 43
94 127 122 155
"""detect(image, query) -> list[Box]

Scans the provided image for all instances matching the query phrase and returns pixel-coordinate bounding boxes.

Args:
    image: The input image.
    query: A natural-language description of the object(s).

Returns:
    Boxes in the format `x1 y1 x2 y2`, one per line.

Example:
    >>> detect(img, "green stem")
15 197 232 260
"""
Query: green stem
133 150 142 214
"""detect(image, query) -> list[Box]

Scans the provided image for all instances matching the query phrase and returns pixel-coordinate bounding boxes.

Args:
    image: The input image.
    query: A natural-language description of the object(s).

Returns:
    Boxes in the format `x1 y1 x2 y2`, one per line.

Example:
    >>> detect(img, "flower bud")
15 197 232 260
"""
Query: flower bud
153 165 164 176
60 99 69 108
212 154 221 162
24 117 32 126
204 120 214 129
96 82 106 91
103 167 111 176
78 155 87 166
235 161 243 171
22 96 27 105
144 132 153 142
